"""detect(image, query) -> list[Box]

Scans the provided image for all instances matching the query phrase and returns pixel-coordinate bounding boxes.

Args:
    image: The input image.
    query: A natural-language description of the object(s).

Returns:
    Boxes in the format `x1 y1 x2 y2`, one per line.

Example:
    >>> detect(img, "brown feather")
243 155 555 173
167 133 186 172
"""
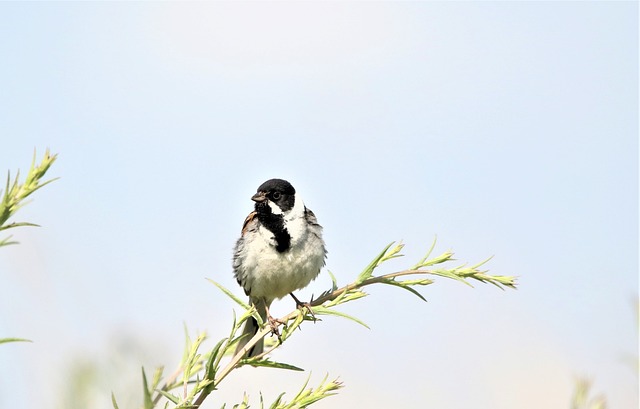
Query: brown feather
241 211 258 235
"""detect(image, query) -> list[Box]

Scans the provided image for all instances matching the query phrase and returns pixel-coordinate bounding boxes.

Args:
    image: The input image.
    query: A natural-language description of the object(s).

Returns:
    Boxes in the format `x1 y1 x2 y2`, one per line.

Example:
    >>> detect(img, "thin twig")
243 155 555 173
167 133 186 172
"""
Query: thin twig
311 269 428 306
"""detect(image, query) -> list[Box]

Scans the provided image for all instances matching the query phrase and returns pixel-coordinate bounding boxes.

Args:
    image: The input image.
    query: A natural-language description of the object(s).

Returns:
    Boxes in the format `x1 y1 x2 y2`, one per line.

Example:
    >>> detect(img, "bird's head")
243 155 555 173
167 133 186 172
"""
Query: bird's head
252 178 298 217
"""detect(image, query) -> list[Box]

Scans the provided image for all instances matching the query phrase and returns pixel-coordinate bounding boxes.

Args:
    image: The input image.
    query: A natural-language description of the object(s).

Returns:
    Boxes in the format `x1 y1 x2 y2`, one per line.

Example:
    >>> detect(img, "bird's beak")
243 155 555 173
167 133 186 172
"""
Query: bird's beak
251 191 267 203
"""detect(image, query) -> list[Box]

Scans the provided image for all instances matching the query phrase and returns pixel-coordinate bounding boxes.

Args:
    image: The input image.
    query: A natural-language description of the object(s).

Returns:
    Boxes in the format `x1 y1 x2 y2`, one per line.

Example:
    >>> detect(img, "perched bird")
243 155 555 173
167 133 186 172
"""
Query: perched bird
233 178 327 357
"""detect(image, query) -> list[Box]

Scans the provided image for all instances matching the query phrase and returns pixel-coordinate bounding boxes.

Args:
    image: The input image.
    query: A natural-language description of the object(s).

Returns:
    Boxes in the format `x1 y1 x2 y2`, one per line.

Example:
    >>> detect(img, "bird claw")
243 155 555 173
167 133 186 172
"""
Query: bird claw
290 293 317 321
299 302 316 321
267 315 285 340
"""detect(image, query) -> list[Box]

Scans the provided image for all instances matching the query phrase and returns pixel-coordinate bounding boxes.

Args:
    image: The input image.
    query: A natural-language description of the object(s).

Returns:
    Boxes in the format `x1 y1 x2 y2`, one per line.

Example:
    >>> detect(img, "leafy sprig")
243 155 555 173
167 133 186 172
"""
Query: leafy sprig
1 149 57 346
121 239 516 409
0 148 58 247
571 379 606 409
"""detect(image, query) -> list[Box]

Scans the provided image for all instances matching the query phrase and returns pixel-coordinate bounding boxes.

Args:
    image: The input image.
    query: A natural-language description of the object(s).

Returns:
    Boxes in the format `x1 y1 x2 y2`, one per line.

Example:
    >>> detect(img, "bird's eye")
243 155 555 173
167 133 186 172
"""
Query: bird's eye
271 191 281 200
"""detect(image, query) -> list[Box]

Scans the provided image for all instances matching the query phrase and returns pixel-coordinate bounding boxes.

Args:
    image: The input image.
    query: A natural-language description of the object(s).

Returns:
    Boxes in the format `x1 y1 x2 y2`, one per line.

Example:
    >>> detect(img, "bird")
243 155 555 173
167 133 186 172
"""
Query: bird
232 178 327 358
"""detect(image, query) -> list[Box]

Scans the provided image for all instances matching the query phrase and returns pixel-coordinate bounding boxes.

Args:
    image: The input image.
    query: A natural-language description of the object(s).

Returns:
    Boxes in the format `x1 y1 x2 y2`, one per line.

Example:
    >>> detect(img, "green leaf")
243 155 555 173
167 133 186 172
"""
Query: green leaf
356 241 395 283
428 268 474 287
0 338 32 344
470 255 494 270
280 310 305 342
181 324 192 366
0 149 58 233
246 358 304 371
157 390 180 404
231 393 250 409
207 278 251 310
469 273 517 290
291 372 312 401
324 289 367 307
0 235 17 247
269 392 286 409
241 305 264 328
151 366 164 391
142 367 153 409
184 333 207 381
275 373 343 408
381 279 428 302
490 275 517 289
378 242 405 263
111 392 120 409
327 270 338 292
420 251 455 267
209 337 227 370
204 337 227 392
0 221 39 232
412 236 438 269
312 306 370 329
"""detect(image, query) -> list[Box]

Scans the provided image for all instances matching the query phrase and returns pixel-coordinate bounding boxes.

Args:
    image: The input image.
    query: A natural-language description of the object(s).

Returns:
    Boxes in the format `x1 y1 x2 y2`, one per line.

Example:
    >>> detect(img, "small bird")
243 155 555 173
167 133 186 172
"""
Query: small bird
233 178 327 357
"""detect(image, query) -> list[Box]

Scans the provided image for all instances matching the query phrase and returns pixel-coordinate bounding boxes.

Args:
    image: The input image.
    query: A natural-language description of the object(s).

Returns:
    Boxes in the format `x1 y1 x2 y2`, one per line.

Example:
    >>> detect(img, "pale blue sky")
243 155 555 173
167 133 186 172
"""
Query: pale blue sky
0 2 637 409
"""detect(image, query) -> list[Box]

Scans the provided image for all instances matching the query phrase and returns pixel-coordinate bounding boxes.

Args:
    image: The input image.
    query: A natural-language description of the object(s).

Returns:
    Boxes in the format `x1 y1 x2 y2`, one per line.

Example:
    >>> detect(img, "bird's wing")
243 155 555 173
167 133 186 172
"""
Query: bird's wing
241 211 259 235
304 207 321 226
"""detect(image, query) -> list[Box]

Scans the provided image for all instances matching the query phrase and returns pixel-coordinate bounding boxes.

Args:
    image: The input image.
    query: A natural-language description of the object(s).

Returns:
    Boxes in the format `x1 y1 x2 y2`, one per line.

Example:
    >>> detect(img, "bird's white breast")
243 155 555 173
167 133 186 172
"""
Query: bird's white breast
237 217 324 303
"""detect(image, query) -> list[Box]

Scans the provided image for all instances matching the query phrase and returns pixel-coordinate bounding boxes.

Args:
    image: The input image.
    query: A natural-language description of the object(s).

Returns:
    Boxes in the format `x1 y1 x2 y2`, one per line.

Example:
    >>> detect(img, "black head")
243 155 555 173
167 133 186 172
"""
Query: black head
251 178 296 213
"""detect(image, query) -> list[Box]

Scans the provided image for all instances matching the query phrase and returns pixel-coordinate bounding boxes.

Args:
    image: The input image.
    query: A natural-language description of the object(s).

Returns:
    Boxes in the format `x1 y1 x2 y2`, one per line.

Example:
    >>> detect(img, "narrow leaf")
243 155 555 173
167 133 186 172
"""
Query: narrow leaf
312 306 370 329
207 278 251 310
204 337 227 390
269 392 286 409
428 269 474 287
356 241 395 283
412 236 438 269
291 372 313 401
0 236 18 247
280 310 305 341
381 279 428 302
0 338 32 344
327 270 338 292
151 366 164 390
111 392 120 409
379 242 405 263
142 367 153 409
0 221 39 232
246 358 304 371
324 289 367 307
157 390 181 404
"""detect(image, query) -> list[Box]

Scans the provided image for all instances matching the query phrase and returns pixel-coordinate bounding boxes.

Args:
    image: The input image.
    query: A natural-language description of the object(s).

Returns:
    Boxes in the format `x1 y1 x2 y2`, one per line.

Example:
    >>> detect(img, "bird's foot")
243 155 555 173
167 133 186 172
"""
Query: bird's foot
290 293 317 322
267 315 285 340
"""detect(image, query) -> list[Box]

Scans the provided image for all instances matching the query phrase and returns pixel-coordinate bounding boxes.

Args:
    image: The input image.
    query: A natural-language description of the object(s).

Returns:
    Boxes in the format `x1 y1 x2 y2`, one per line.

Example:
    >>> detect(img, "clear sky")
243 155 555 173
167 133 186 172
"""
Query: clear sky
0 2 637 409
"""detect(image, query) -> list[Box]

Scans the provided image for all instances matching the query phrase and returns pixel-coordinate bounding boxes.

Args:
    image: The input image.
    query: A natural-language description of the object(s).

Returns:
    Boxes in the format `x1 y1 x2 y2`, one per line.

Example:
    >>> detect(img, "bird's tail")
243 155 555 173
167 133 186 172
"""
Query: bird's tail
235 298 267 358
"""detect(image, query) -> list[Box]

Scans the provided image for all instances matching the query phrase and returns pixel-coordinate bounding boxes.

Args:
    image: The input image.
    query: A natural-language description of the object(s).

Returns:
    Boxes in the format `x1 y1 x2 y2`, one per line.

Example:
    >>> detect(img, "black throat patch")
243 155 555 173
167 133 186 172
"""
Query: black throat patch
255 203 291 253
